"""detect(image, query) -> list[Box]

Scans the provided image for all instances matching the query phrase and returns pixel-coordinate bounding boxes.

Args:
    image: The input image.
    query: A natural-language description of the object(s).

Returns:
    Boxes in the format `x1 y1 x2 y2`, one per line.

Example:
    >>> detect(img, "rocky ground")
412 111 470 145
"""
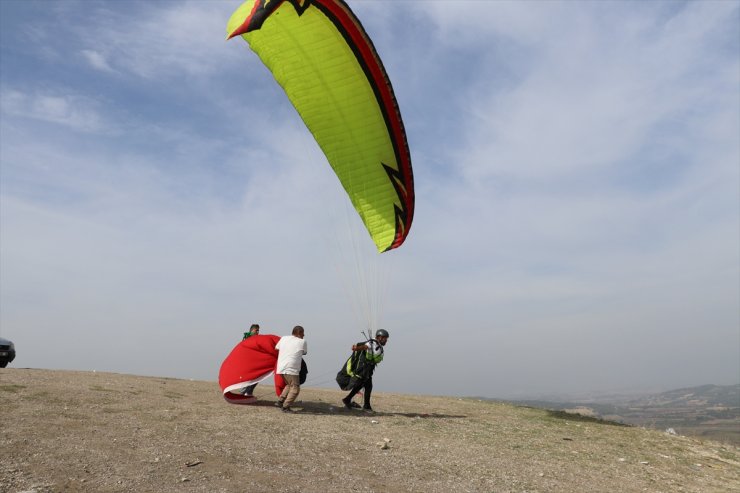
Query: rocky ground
1 368 739 493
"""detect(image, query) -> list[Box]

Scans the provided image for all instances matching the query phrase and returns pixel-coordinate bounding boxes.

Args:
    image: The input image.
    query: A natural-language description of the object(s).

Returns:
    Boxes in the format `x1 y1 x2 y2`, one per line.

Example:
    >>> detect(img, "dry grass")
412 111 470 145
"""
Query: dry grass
1 368 738 493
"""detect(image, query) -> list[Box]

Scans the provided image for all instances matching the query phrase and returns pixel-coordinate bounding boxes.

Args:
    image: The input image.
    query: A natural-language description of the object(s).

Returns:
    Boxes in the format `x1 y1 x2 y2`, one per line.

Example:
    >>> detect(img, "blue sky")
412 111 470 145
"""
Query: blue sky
1 0 738 399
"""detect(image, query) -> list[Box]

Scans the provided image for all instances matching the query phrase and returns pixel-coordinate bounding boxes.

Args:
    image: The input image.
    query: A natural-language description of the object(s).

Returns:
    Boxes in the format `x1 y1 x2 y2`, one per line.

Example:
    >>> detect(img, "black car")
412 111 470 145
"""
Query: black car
0 337 16 368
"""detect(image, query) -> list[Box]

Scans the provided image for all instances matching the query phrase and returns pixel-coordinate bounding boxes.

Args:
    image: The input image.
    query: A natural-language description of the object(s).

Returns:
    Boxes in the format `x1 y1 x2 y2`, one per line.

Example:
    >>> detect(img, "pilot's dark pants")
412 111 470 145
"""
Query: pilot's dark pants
345 377 373 409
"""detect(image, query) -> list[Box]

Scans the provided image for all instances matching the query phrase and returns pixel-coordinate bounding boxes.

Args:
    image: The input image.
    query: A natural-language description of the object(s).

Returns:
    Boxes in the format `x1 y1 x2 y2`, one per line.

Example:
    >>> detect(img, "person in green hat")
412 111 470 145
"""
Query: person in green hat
240 324 260 396
243 323 260 341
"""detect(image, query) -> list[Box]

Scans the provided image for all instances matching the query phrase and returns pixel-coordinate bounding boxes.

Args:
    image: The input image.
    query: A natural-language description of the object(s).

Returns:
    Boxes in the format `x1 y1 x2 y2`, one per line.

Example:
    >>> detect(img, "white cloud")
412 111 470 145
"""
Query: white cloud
81 49 115 73
449 2 738 182
394 1 554 47
73 1 242 80
1 88 106 133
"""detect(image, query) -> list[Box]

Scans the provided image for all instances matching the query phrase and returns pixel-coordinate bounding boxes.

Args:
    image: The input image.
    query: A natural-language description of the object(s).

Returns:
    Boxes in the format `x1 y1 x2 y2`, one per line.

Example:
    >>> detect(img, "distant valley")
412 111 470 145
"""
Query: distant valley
498 384 740 445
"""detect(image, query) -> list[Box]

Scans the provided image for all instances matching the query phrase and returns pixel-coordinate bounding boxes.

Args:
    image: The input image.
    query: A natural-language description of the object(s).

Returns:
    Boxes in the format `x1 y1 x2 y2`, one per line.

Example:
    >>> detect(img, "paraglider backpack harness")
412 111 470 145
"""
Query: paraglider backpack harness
336 339 384 391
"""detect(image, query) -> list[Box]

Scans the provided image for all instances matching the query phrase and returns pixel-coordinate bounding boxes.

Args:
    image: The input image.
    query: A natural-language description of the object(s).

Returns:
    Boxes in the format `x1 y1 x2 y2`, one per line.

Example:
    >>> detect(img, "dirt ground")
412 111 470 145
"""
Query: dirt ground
1 368 738 493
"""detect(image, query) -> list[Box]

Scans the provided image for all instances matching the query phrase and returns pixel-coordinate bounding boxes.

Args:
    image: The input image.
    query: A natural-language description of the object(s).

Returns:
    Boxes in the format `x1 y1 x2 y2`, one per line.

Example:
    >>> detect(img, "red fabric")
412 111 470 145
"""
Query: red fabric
274 372 286 397
218 334 282 400
222 393 257 405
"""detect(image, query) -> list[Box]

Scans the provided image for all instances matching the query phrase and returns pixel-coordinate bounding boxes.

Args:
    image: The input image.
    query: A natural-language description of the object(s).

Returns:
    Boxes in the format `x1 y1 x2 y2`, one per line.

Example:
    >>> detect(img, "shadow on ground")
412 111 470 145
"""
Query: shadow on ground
234 399 466 419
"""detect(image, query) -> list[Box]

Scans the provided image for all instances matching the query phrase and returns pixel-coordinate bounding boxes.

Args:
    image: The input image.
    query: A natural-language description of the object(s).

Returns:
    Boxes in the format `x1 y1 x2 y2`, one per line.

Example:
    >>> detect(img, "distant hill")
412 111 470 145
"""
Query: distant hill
629 384 739 408
507 384 740 445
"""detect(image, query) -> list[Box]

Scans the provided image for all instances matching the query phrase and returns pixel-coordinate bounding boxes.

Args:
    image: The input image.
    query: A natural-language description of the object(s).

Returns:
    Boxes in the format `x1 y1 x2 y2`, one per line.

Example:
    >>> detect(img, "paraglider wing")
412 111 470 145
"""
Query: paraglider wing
227 0 414 252
219 334 282 404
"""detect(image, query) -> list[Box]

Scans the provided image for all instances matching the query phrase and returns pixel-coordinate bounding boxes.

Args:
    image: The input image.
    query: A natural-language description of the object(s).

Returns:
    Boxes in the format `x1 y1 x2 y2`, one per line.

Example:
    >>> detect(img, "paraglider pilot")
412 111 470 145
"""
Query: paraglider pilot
338 329 389 413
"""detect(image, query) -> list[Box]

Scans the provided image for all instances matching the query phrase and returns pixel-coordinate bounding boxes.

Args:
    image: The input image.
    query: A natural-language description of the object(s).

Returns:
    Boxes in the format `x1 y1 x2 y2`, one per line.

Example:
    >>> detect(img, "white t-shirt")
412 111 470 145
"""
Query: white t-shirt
275 335 307 375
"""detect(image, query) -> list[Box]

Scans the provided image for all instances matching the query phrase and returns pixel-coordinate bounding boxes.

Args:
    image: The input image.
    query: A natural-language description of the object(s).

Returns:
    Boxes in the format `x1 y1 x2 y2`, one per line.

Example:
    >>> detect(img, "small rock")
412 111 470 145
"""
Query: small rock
371 420 379 424
640 461 649 465
181 477 190 482
376 438 391 449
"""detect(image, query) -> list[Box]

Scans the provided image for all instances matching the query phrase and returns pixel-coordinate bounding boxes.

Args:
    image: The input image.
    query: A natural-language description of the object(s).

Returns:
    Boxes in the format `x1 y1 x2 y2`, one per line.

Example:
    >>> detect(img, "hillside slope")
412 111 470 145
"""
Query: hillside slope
1 369 738 493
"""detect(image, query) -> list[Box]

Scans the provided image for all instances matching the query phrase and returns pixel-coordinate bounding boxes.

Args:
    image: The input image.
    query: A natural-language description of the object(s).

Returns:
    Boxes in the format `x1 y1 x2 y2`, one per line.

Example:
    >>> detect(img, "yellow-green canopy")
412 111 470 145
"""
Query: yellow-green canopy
228 0 414 252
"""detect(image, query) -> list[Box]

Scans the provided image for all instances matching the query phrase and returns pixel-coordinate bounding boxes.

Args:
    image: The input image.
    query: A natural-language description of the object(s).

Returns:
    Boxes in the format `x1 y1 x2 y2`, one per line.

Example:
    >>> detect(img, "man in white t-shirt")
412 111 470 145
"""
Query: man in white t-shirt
275 325 307 412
